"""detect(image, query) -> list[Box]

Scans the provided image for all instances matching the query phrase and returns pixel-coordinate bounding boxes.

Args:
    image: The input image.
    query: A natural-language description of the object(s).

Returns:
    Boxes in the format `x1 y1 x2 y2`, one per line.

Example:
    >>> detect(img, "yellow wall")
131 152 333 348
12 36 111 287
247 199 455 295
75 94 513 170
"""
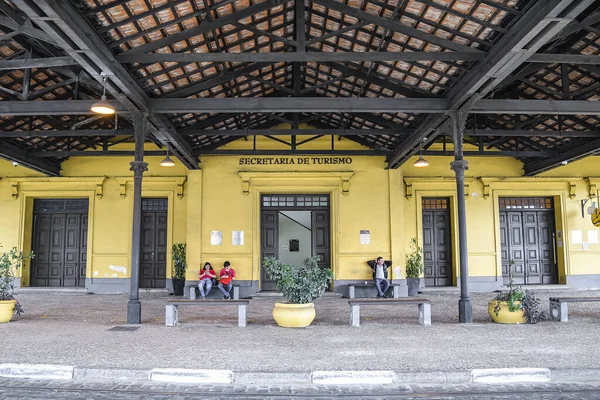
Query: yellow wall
2 133 600 289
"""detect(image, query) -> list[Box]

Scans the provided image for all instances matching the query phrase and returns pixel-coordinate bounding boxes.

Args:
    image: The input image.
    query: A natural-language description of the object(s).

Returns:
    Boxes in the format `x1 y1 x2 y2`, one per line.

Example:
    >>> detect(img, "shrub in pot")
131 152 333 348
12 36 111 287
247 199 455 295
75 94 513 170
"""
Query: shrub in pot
263 256 333 328
0 246 33 323
489 261 547 324
405 238 424 296
171 243 187 296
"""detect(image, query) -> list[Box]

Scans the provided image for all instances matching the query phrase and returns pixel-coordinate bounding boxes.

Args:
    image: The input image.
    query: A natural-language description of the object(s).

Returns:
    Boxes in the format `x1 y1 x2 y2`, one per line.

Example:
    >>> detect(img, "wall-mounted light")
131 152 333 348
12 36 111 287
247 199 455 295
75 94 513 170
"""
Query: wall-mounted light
160 150 175 167
91 76 115 115
413 140 429 167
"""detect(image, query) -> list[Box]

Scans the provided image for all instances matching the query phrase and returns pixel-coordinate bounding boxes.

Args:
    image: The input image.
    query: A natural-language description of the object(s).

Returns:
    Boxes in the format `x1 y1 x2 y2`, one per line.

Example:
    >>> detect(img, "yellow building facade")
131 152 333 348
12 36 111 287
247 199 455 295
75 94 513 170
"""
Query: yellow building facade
2 134 599 296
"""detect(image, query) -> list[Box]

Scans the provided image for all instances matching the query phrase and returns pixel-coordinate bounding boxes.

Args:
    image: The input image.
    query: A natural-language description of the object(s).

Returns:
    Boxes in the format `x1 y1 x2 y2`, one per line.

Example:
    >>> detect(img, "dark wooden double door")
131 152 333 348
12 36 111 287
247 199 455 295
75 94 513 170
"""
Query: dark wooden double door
140 198 168 289
500 206 557 285
31 199 88 287
422 198 453 287
260 195 330 291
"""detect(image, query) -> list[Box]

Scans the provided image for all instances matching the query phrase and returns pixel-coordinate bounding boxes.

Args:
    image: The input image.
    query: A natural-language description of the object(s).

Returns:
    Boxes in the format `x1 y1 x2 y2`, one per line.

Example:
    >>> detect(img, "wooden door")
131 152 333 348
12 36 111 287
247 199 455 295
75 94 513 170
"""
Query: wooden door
30 199 88 287
140 198 168 289
312 210 330 268
422 198 453 287
261 210 279 291
500 198 557 285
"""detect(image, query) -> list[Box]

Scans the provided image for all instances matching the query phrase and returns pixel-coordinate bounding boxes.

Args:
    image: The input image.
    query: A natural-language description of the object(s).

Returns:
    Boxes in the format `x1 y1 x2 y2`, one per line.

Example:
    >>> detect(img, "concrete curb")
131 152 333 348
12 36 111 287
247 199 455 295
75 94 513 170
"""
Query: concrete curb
312 371 395 385
0 364 74 380
472 368 550 383
1 364 599 384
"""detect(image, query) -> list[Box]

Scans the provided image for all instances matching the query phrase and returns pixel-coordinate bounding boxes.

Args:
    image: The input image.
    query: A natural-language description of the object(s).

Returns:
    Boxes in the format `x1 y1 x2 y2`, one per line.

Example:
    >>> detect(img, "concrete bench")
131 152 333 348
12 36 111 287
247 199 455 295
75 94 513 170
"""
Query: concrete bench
165 299 249 327
549 297 600 322
189 284 239 300
348 283 406 299
348 298 431 327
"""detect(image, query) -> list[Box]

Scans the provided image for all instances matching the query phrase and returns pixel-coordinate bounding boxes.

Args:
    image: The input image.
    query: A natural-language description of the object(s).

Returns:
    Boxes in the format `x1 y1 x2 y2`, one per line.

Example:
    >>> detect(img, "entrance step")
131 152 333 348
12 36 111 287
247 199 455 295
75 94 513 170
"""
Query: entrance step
250 291 343 299
15 287 87 293
497 284 570 291
250 292 284 299
421 287 460 294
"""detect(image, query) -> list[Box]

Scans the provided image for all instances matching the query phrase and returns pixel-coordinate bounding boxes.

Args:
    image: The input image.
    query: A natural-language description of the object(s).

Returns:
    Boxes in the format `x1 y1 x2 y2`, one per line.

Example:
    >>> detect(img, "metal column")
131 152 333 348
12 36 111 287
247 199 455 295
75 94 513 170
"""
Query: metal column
450 111 472 323
127 111 148 325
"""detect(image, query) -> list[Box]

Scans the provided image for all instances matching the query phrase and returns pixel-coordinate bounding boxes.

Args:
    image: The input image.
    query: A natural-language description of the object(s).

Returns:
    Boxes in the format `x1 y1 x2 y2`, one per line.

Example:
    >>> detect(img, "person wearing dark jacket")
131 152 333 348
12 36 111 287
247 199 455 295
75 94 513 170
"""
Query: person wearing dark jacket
367 257 392 298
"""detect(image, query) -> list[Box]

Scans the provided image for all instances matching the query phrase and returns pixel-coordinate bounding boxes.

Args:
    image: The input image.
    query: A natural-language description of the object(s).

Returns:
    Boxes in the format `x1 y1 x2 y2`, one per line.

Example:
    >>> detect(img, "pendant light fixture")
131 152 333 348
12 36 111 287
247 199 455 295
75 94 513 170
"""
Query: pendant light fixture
91 76 115 115
414 140 429 167
160 150 175 167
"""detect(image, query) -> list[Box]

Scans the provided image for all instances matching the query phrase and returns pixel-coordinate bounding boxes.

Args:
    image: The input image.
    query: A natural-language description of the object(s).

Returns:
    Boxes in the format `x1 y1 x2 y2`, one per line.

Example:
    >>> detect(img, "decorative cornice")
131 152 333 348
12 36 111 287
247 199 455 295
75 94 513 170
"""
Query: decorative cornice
585 177 600 199
115 176 187 199
403 176 475 199
5 177 106 199
238 171 354 196
479 176 582 200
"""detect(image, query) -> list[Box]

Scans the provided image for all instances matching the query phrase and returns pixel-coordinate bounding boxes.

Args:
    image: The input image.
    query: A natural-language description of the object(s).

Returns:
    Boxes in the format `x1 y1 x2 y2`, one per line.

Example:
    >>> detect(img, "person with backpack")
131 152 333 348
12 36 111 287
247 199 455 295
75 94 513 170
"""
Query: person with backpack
367 257 391 298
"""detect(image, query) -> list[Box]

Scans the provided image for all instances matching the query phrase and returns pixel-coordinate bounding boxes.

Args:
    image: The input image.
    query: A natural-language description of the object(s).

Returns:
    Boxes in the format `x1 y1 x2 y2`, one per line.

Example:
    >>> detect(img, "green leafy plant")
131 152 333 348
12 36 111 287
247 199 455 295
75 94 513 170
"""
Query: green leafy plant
0 246 33 315
263 256 333 304
405 237 424 279
492 260 547 324
172 243 187 280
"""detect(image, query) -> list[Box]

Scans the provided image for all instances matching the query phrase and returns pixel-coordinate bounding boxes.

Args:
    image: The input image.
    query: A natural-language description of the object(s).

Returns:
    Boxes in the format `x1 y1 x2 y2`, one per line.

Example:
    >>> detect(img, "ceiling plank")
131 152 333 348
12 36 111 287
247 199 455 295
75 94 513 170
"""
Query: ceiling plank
3 98 600 115
117 51 487 64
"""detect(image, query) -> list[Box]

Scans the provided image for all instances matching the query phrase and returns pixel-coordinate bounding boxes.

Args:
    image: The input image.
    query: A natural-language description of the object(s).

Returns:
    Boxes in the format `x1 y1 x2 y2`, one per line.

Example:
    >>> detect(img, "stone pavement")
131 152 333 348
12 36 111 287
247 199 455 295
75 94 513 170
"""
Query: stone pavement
1 289 600 384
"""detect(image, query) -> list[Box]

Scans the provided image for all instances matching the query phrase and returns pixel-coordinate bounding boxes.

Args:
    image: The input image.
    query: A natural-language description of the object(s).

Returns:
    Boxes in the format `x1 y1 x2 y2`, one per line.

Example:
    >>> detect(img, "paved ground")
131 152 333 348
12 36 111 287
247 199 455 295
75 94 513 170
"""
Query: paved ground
2 289 600 374
2 378 600 399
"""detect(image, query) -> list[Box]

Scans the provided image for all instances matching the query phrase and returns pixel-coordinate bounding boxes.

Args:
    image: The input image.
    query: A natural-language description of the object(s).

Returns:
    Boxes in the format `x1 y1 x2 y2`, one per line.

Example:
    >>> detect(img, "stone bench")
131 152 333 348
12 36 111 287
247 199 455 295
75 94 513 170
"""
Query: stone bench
165 299 249 327
189 284 240 300
549 297 600 322
348 283 407 299
348 298 431 327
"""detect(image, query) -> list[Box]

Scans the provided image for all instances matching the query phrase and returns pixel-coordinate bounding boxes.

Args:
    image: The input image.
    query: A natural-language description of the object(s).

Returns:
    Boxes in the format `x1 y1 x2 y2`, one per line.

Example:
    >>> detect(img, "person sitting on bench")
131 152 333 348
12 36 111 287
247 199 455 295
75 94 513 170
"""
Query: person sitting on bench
198 262 217 299
367 257 392 298
218 261 236 300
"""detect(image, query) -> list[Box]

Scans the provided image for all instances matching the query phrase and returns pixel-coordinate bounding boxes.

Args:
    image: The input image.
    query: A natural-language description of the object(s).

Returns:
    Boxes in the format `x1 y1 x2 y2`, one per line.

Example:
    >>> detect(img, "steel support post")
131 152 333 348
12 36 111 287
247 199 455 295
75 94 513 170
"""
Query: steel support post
127 111 148 325
450 111 472 323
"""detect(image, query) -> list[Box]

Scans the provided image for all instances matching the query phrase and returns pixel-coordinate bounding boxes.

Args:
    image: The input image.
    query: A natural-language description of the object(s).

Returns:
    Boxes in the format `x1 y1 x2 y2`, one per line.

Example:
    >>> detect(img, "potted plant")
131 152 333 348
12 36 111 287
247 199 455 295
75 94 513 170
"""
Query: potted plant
488 261 547 324
263 256 333 328
0 246 32 323
171 243 187 296
405 237 424 296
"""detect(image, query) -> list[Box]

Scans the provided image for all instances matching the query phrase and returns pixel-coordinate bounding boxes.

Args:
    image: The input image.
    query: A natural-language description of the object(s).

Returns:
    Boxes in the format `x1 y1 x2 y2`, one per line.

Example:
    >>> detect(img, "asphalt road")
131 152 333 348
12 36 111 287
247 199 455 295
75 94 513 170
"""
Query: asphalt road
2 379 600 400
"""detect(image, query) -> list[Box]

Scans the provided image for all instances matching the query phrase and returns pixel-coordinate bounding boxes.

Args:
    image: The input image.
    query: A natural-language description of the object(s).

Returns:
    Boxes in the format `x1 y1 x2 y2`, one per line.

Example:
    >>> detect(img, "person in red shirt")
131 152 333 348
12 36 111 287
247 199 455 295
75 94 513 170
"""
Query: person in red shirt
198 262 217 299
218 261 236 299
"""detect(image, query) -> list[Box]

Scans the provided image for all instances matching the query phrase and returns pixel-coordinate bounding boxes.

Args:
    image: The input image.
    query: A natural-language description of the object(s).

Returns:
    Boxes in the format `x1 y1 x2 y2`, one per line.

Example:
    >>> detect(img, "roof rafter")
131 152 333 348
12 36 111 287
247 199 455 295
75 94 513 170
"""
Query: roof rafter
0 141 61 176
386 0 596 169
524 138 600 175
11 0 199 169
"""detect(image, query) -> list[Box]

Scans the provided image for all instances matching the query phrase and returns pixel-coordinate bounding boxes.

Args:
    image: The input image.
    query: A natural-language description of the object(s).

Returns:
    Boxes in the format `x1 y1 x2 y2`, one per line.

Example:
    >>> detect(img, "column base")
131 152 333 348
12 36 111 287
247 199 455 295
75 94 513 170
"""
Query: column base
127 300 142 325
458 298 472 323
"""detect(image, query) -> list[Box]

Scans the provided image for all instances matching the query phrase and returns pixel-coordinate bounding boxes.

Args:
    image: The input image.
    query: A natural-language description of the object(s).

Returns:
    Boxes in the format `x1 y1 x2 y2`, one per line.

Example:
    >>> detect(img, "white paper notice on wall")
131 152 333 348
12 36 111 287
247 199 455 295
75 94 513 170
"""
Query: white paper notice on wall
588 230 599 244
571 230 583 244
232 230 244 246
360 230 370 245
210 230 222 246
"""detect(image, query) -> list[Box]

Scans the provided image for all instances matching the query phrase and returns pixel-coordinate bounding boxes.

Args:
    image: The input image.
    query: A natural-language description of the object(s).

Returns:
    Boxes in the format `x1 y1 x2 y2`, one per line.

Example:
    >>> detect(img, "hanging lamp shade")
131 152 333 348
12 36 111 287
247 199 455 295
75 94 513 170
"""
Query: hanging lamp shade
160 154 175 167
413 155 429 167
90 95 115 115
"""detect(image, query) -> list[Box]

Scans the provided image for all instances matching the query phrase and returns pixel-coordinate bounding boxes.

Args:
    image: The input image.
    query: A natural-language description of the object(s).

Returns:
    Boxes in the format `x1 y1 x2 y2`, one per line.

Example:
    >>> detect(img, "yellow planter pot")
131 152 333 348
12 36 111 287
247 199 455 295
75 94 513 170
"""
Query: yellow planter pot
272 302 316 328
488 300 527 324
0 300 16 323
